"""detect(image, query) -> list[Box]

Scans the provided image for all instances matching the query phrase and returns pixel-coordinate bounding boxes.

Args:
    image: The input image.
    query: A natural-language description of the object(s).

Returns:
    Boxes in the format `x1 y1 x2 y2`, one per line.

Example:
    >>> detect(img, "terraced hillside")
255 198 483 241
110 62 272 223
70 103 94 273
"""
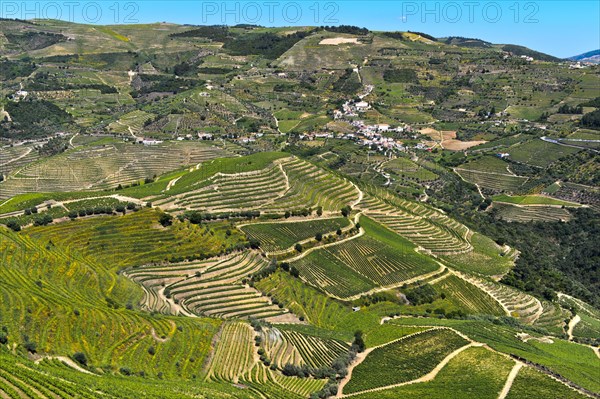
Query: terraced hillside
342 328 470 394
455 156 529 193
493 202 573 222
357 195 473 255
1 18 599 399
290 216 442 299
0 226 223 380
260 327 350 370
156 156 361 214
26 208 245 269
0 140 231 199
240 217 351 253
127 252 293 321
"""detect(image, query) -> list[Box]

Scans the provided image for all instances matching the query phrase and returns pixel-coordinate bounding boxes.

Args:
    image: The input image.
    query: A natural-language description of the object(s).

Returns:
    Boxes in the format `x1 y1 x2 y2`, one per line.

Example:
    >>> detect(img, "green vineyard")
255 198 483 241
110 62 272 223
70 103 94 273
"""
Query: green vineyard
291 216 441 299
127 252 291 320
343 328 470 394
240 217 351 253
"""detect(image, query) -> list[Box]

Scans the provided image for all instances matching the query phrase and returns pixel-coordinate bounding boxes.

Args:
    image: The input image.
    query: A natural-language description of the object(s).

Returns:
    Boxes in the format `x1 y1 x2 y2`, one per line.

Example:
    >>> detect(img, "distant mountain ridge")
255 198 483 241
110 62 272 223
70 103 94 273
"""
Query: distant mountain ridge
568 49 600 64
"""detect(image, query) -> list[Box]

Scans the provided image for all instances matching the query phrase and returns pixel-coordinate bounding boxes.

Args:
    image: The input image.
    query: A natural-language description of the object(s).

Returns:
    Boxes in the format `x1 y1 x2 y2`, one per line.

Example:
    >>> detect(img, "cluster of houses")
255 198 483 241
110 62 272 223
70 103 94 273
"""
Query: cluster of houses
303 108 415 152
334 99 371 119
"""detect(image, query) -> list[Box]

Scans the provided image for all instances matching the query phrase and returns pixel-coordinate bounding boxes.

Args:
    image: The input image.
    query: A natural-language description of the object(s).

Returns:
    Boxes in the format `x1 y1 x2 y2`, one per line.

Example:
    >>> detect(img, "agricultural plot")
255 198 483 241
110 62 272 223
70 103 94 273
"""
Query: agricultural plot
291 216 441 299
382 157 438 182
0 141 231 198
108 110 154 136
240 217 351 253
508 140 581 168
431 275 506 316
26 208 243 269
260 157 360 213
505 366 590 399
458 156 513 174
455 169 528 192
260 327 349 369
439 232 515 276
558 294 600 339
0 145 39 176
0 351 262 399
349 346 514 399
533 301 570 335
359 196 473 254
343 328 470 394
205 321 257 382
0 227 223 380
493 194 582 207
455 155 529 192
128 252 289 320
493 203 572 222
390 317 600 394
458 274 543 323
363 325 430 348
157 156 360 214
205 322 328 397
160 163 289 212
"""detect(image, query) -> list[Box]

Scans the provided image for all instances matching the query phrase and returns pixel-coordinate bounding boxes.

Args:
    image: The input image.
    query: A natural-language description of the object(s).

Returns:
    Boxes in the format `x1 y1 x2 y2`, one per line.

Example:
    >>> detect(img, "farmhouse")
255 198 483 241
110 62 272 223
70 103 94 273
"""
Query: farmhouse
355 101 370 111
142 139 163 146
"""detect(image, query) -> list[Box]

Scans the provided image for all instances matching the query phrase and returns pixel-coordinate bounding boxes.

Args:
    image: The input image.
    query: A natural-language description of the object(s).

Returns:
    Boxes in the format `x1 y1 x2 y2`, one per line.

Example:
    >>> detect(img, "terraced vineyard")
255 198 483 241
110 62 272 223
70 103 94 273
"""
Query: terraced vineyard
204 322 329 398
455 168 528 192
205 321 257 383
260 157 360 213
0 141 231 198
156 156 360 214
343 328 470 394
358 195 473 255
0 145 40 176
261 327 350 369
160 162 290 211
108 110 154 136
1 18 599 399
26 208 242 269
0 351 262 399
127 252 291 320
507 139 581 168
347 346 515 399
454 273 545 323
240 217 351 253
431 274 506 316
505 366 590 399
493 202 572 222
0 226 222 380
291 216 441 299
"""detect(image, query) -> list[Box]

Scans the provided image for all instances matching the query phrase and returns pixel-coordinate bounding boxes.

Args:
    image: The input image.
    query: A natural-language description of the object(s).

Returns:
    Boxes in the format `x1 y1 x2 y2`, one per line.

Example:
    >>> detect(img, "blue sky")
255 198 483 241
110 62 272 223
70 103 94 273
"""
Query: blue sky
3 1 598 58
